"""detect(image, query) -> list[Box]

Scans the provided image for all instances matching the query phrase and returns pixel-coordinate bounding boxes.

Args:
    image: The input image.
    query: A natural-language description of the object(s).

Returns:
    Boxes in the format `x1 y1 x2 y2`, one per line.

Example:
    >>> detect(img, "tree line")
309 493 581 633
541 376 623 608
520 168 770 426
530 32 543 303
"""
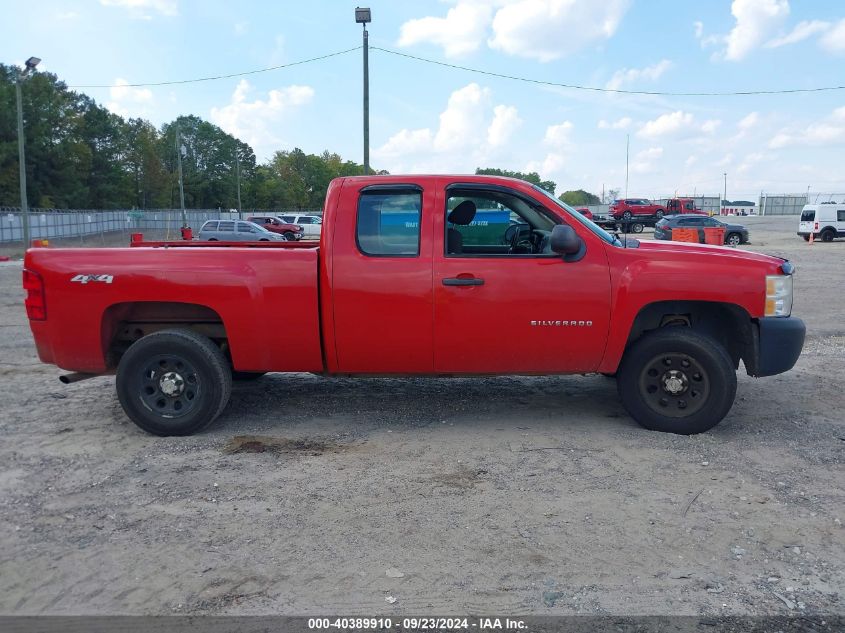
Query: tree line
1 64 612 211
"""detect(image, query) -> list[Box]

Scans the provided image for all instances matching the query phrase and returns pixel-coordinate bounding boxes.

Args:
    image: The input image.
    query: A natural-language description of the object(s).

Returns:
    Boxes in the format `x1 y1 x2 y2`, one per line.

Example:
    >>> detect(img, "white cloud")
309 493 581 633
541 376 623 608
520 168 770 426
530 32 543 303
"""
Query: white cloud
694 21 704 39
631 147 663 174
598 117 632 130
738 111 759 130
765 19 831 48
489 0 631 62
100 0 177 18
637 111 694 138
721 0 790 61
397 2 493 57
106 79 154 118
487 105 523 147
701 119 721 134
544 121 574 147
716 153 734 167
55 11 79 20
210 80 314 160
433 84 491 151
820 18 845 53
605 60 672 91
769 106 845 148
373 83 521 173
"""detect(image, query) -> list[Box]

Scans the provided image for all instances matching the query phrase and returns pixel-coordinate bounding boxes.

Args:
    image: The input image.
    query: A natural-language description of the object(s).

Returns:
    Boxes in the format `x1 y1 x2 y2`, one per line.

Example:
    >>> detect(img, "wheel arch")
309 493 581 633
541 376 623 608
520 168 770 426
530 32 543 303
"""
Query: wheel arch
624 300 754 370
101 301 228 369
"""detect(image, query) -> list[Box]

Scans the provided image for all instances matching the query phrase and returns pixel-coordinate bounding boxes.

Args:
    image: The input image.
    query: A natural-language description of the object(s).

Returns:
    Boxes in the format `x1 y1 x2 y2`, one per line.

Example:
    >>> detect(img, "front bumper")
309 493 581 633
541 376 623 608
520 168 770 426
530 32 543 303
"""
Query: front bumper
746 316 806 377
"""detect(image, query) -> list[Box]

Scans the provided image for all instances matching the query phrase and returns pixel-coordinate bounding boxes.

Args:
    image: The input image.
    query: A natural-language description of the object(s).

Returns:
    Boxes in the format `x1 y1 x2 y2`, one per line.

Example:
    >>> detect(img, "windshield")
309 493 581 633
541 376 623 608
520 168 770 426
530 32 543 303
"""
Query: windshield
530 185 621 246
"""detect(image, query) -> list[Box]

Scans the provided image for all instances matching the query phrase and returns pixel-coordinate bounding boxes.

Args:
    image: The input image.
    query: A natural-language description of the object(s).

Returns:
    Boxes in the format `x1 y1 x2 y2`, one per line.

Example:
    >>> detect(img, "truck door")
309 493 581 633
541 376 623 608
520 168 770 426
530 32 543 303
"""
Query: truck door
433 183 612 374
330 181 436 373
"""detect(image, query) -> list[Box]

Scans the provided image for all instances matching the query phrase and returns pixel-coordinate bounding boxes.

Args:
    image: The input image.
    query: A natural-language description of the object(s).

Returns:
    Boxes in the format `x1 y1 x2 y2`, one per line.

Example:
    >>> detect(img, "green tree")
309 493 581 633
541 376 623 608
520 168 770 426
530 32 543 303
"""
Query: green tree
558 189 601 206
475 167 556 194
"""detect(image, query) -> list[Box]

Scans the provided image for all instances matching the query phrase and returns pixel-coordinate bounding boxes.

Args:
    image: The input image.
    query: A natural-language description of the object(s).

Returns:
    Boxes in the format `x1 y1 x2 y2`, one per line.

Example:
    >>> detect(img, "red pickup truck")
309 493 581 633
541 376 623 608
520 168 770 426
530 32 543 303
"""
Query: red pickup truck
23 175 805 437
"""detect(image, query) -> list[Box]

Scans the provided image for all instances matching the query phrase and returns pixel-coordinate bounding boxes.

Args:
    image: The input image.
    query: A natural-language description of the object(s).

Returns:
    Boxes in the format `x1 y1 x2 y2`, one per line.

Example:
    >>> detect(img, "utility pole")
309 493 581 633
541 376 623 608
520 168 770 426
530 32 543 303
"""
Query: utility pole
175 124 187 228
723 172 727 216
15 56 40 246
624 134 629 198
356 8 372 174
236 151 242 218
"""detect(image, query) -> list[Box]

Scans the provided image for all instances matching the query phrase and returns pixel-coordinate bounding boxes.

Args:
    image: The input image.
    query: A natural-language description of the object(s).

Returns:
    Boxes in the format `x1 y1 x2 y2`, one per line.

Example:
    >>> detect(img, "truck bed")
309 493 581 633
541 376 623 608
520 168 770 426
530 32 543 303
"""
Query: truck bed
25 244 325 374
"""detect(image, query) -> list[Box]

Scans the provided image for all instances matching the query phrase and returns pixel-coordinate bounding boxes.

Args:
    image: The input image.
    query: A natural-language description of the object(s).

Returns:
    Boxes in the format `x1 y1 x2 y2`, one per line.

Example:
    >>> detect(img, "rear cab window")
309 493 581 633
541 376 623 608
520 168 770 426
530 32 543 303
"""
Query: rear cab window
356 187 422 256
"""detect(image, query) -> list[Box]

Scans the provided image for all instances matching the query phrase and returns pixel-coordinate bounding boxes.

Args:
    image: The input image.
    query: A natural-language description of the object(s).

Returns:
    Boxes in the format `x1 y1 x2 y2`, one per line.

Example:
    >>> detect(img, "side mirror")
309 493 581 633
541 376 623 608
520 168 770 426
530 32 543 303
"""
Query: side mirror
550 225 586 262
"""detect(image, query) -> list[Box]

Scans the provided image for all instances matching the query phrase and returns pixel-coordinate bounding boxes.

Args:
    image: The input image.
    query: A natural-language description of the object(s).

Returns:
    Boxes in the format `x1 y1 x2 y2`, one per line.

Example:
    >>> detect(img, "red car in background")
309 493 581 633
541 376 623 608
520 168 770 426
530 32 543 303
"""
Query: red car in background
575 207 593 220
247 215 304 241
610 198 666 220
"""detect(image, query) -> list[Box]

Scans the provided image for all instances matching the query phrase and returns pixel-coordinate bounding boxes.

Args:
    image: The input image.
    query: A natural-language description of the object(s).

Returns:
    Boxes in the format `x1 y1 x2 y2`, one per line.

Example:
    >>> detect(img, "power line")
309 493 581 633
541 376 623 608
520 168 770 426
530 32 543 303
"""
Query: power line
371 46 845 96
67 46 362 89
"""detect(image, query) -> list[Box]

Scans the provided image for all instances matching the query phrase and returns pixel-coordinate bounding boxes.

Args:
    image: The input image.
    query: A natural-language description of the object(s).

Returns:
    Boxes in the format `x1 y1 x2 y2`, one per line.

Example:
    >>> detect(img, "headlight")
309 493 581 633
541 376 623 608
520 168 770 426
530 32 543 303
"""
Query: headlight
765 274 793 317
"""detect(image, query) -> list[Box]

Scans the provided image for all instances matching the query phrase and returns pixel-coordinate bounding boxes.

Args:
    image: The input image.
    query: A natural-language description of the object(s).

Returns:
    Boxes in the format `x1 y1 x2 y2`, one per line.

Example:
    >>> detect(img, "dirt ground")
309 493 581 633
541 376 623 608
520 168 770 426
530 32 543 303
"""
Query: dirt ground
0 215 842 617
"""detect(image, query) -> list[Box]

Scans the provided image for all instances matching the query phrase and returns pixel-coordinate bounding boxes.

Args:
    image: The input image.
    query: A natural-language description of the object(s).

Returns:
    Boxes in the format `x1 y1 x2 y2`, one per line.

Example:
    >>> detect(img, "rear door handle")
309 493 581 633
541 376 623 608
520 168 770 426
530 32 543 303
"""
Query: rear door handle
442 277 484 286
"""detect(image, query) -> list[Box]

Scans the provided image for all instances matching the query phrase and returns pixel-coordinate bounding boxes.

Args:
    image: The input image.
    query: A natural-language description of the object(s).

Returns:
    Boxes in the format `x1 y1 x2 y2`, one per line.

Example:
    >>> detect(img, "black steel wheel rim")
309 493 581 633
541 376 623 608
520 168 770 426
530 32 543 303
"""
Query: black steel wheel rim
638 352 710 418
135 354 201 419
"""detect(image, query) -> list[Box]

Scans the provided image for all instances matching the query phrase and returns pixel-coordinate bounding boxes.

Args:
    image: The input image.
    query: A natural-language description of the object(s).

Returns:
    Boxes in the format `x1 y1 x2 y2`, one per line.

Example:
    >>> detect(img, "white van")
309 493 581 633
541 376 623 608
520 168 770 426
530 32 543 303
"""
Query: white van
280 214 322 238
798 204 845 242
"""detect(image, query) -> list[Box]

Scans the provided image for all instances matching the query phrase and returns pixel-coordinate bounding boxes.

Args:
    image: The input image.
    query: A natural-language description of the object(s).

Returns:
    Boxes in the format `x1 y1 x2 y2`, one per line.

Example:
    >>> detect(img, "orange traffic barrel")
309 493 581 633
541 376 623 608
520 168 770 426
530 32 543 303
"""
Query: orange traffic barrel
703 227 726 245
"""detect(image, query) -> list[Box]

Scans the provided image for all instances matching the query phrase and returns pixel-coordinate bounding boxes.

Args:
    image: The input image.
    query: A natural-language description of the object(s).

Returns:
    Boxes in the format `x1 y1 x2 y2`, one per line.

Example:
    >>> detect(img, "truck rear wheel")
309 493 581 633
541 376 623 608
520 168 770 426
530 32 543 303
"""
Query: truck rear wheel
821 229 835 242
617 328 736 434
116 329 232 436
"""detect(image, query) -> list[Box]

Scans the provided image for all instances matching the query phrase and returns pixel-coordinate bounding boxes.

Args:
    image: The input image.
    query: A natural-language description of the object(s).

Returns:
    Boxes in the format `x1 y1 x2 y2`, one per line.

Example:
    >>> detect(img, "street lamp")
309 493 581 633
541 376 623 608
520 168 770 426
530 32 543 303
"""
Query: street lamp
355 7 371 175
16 56 40 246
722 172 727 216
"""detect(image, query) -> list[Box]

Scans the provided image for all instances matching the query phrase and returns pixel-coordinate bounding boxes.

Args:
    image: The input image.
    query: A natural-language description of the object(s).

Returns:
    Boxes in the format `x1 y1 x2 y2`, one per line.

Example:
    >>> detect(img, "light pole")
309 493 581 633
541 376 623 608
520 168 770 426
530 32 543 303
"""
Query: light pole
235 151 242 218
175 124 187 227
722 172 727 216
16 56 40 246
356 7 371 174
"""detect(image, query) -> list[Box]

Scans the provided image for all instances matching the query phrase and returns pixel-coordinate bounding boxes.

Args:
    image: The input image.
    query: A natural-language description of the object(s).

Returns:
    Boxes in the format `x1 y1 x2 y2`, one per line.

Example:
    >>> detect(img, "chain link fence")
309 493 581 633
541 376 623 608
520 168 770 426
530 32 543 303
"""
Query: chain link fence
0 208 322 244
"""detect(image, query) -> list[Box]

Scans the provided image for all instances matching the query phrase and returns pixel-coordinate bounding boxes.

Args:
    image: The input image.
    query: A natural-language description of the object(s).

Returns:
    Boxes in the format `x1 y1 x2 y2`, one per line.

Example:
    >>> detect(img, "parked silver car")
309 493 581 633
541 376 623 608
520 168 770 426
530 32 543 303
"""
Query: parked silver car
198 220 286 242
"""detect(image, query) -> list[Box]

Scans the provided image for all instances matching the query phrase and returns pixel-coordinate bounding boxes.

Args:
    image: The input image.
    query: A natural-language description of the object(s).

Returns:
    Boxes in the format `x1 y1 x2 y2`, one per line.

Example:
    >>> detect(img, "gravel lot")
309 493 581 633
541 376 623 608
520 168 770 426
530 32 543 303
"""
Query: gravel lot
0 215 842 617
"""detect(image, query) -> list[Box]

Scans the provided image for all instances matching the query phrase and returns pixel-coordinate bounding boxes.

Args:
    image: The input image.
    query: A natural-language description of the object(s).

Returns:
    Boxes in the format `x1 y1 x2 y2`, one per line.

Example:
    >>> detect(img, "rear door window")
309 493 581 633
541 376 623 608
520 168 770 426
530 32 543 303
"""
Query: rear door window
800 209 815 221
357 189 422 256
838 209 845 222
218 221 234 232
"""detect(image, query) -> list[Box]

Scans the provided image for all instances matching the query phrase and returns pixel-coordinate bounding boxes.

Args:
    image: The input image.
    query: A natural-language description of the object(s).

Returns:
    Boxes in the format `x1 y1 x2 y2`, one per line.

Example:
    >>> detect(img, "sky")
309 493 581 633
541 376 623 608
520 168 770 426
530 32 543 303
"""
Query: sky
3 0 845 201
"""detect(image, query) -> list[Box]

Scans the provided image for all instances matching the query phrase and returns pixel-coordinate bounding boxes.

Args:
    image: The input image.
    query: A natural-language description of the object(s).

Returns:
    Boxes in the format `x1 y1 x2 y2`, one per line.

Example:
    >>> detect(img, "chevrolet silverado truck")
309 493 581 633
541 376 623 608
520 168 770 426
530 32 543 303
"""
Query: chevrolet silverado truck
23 175 805 437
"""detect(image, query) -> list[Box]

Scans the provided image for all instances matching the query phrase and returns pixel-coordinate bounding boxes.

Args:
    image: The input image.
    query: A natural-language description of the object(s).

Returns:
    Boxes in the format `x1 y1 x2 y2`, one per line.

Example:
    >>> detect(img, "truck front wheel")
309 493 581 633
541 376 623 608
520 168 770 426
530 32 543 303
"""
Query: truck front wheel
617 328 736 434
116 329 232 436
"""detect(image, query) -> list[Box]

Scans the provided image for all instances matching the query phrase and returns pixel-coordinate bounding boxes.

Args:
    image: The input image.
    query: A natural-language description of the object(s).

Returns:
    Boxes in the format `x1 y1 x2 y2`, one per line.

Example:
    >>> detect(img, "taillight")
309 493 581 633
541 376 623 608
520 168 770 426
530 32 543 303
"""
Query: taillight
23 269 46 320
814 222 819 231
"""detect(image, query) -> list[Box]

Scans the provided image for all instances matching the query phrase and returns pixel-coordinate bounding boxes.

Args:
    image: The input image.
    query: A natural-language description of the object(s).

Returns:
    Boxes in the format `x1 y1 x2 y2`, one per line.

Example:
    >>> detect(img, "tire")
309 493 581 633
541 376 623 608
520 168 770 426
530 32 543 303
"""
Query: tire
622 211 633 221
232 371 266 381
802 235 810 242
630 222 644 233
208 238 218 241
116 329 232 436
655 209 664 219
283 232 296 241
726 232 742 246
617 328 736 435
821 229 835 242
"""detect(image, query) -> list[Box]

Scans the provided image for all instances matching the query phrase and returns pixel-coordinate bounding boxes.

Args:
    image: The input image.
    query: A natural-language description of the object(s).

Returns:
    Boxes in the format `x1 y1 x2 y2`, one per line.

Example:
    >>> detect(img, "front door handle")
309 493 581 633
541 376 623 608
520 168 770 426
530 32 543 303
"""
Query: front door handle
442 277 484 286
